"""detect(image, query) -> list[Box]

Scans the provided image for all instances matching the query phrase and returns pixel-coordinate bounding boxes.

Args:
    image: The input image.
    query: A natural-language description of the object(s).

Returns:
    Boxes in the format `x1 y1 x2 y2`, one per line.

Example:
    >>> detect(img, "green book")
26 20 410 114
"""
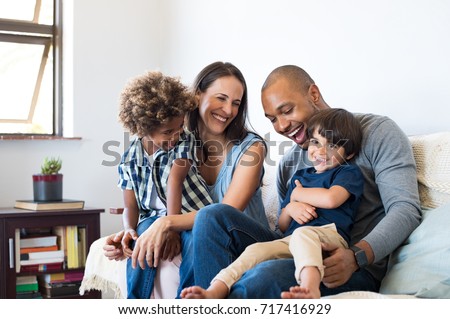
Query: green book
16 282 39 293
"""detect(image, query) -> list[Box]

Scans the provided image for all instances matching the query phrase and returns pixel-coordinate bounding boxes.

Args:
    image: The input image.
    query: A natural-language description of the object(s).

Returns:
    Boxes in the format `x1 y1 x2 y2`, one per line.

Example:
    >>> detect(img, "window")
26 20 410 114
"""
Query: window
0 0 62 136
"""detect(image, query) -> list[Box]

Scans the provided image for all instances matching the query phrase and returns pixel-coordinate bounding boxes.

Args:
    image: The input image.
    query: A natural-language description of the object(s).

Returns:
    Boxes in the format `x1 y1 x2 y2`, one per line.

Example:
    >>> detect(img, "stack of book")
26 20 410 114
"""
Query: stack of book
16 275 42 299
18 233 64 272
38 271 84 298
14 199 84 211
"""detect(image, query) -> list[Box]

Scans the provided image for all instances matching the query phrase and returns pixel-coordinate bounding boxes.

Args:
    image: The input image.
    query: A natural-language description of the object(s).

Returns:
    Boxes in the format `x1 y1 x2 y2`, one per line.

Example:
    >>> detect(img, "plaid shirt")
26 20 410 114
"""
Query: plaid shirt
152 130 213 213
118 138 166 221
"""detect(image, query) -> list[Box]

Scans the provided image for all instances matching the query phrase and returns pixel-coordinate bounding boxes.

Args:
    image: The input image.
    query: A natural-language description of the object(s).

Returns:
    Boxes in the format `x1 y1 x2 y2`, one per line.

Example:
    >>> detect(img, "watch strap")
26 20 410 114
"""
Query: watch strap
350 245 368 271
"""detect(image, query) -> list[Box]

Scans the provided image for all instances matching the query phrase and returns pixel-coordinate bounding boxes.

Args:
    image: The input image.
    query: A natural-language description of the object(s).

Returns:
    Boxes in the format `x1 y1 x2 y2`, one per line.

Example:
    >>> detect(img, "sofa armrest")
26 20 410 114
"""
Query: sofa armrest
109 207 124 215
80 236 127 298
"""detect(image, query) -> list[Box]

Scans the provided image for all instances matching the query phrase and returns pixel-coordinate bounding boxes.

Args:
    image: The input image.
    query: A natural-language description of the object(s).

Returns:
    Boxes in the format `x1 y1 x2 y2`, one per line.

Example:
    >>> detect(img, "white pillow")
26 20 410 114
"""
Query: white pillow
379 203 450 298
409 132 450 209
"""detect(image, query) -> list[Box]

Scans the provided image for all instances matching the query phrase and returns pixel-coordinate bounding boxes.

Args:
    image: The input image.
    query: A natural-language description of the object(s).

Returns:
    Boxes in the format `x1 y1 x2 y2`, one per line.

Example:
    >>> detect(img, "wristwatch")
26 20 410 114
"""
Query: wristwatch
350 246 368 271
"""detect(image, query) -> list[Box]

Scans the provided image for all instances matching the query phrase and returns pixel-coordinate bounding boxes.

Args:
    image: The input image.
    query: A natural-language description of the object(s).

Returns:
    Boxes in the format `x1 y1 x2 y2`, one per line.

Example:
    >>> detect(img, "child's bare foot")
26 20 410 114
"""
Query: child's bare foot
180 286 213 299
281 285 321 299
181 280 229 299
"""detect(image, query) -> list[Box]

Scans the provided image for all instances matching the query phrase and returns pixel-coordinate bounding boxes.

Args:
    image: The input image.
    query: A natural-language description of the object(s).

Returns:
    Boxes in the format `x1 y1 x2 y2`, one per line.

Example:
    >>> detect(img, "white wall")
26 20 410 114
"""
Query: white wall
1 0 449 236
159 0 450 140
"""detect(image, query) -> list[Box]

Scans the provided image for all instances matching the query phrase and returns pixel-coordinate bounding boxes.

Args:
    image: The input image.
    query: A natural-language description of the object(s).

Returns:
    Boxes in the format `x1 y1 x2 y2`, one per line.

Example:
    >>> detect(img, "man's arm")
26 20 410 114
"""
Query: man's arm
358 118 421 262
322 117 422 288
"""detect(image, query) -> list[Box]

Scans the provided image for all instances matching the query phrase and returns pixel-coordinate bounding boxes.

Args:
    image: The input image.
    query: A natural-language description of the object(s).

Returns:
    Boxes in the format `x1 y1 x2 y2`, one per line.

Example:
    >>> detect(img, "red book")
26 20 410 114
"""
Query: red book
20 262 63 272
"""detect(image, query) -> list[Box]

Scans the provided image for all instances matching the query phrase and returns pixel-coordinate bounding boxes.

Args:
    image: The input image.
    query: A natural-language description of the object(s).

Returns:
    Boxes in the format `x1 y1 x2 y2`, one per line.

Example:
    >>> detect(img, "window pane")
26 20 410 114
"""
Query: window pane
0 0 53 24
0 41 54 134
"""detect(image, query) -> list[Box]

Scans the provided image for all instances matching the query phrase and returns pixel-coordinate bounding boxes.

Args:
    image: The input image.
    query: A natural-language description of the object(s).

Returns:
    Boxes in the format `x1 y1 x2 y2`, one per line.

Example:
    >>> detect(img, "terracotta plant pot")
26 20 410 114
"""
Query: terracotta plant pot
33 174 63 202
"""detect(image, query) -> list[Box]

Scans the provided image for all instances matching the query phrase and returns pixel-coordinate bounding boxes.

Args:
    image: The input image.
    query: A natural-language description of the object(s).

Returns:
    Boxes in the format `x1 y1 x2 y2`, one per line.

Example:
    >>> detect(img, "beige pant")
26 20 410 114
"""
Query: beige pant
213 223 348 290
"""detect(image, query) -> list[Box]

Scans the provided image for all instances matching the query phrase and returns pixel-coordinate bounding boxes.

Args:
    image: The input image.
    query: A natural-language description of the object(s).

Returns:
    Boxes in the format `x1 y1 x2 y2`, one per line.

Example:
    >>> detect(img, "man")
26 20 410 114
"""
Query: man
191 65 422 297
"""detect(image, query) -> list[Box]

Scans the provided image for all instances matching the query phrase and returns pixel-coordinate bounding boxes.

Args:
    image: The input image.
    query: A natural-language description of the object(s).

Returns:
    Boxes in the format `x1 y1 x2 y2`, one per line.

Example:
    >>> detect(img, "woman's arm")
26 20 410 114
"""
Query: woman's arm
132 141 265 269
221 141 266 211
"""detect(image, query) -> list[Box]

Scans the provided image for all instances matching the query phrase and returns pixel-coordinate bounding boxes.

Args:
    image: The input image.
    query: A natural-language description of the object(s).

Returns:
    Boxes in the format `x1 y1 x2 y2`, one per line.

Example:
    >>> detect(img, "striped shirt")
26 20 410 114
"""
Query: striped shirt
118 137 166 222
152 130 213 213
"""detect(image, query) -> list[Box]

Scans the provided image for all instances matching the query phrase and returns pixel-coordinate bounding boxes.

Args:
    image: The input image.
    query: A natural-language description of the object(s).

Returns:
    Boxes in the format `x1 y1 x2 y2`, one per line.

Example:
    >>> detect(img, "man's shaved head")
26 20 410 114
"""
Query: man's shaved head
262 65 315 95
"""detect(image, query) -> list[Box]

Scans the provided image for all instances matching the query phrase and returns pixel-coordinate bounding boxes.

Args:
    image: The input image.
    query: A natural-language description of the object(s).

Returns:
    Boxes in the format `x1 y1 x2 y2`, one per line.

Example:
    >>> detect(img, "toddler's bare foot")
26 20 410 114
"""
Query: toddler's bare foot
181 280 229 299
181 286 223 299
281 285 321 299
180 286 210 299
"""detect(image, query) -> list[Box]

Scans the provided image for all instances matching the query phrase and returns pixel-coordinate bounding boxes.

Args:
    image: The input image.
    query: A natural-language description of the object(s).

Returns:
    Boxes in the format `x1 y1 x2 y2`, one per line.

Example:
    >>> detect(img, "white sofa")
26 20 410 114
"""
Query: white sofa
80 132 450 299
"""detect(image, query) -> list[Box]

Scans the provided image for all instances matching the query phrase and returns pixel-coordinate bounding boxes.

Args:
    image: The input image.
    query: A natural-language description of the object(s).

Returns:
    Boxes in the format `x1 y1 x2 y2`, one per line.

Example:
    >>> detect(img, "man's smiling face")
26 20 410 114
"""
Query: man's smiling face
262 78 320 148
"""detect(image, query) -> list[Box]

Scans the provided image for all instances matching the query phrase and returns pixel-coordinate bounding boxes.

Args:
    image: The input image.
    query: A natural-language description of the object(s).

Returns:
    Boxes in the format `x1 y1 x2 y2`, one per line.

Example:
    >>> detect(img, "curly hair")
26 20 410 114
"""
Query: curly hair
118 71 197 137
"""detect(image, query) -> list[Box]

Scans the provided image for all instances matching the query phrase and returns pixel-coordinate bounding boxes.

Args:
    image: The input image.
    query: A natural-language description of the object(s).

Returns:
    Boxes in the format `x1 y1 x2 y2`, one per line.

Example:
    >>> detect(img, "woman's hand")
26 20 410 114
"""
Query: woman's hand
103 230 126 261
284 201 317 225
131 217 170 269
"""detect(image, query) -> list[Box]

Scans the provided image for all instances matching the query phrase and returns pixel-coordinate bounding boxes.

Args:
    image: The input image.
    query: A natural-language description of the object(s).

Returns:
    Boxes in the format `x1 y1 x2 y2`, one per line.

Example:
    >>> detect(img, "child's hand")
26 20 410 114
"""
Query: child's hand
103 230 126 261
284 201 317 225
160 231 181 261
122 229 138 258
290 180 304 202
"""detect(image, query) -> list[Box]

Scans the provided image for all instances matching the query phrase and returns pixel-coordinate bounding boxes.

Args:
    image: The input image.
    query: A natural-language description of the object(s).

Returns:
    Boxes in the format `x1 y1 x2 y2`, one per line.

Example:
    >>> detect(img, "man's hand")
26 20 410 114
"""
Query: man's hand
321 242 358 288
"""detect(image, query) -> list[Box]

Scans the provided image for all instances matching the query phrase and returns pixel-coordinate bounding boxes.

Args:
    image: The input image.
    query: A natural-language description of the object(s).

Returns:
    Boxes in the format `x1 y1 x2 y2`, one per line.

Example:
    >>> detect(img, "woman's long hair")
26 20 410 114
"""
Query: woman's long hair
187 61 249 143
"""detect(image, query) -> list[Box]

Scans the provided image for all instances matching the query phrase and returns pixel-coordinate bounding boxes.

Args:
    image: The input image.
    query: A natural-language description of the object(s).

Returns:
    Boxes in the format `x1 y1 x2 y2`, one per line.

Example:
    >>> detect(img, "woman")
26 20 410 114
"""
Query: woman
104 61 270 298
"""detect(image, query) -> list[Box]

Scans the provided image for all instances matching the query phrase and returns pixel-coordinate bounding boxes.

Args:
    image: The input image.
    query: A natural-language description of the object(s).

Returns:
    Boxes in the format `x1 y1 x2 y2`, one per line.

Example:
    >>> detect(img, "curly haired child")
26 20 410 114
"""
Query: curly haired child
117 71 213 299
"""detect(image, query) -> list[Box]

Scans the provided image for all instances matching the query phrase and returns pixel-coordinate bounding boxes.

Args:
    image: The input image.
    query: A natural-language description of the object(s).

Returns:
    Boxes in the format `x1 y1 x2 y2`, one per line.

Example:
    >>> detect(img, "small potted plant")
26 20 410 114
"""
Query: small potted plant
33 157 63 202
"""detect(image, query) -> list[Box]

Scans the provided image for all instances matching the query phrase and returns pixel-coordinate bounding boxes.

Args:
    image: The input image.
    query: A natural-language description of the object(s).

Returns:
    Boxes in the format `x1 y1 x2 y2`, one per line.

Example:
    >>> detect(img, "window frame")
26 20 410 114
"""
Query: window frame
0 0 63 138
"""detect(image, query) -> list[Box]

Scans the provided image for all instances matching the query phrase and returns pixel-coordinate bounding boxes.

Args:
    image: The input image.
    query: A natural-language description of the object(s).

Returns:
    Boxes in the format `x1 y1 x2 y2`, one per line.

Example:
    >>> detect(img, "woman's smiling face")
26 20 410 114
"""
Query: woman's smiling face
197 75 244 138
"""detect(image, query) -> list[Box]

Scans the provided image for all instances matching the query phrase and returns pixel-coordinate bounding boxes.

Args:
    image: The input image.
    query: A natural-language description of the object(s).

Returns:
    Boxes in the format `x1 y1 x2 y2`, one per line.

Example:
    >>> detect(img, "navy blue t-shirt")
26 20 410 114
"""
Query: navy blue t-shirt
281 164 363 243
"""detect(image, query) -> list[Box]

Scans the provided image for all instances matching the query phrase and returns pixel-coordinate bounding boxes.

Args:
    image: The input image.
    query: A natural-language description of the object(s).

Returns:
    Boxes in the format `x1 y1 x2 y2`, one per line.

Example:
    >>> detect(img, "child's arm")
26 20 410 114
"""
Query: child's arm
166 158 191 215
277 208 292 232
290 180 351 209
122 189 140 257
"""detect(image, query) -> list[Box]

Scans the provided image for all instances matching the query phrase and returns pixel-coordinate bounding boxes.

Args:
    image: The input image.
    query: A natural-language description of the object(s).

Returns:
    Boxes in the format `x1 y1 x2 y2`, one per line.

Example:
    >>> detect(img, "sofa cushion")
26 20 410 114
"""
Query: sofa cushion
409 132 450 209
262 162 279 231
379 202 450 298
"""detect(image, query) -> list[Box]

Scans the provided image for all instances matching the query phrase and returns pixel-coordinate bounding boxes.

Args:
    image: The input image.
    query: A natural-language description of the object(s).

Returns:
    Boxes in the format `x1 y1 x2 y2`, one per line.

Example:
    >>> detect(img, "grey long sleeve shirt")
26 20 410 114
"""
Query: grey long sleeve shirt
276 113 422 282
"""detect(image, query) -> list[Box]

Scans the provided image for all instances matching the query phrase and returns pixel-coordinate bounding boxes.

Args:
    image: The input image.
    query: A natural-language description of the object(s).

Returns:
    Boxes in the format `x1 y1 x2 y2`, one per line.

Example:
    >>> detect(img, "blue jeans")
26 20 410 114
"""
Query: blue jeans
176 230 194 298
127 216 194 299
229 259 380 298
192 203 281 288
126 216 159 299
192 203 380 298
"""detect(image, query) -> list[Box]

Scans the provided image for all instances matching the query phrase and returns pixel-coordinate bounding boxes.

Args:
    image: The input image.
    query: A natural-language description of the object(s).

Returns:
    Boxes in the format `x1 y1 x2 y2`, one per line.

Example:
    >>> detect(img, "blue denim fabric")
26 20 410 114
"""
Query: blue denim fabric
228 258 380 298
126 215 159 299
191 203 380 298
176 230 194 298
191 203 281 289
